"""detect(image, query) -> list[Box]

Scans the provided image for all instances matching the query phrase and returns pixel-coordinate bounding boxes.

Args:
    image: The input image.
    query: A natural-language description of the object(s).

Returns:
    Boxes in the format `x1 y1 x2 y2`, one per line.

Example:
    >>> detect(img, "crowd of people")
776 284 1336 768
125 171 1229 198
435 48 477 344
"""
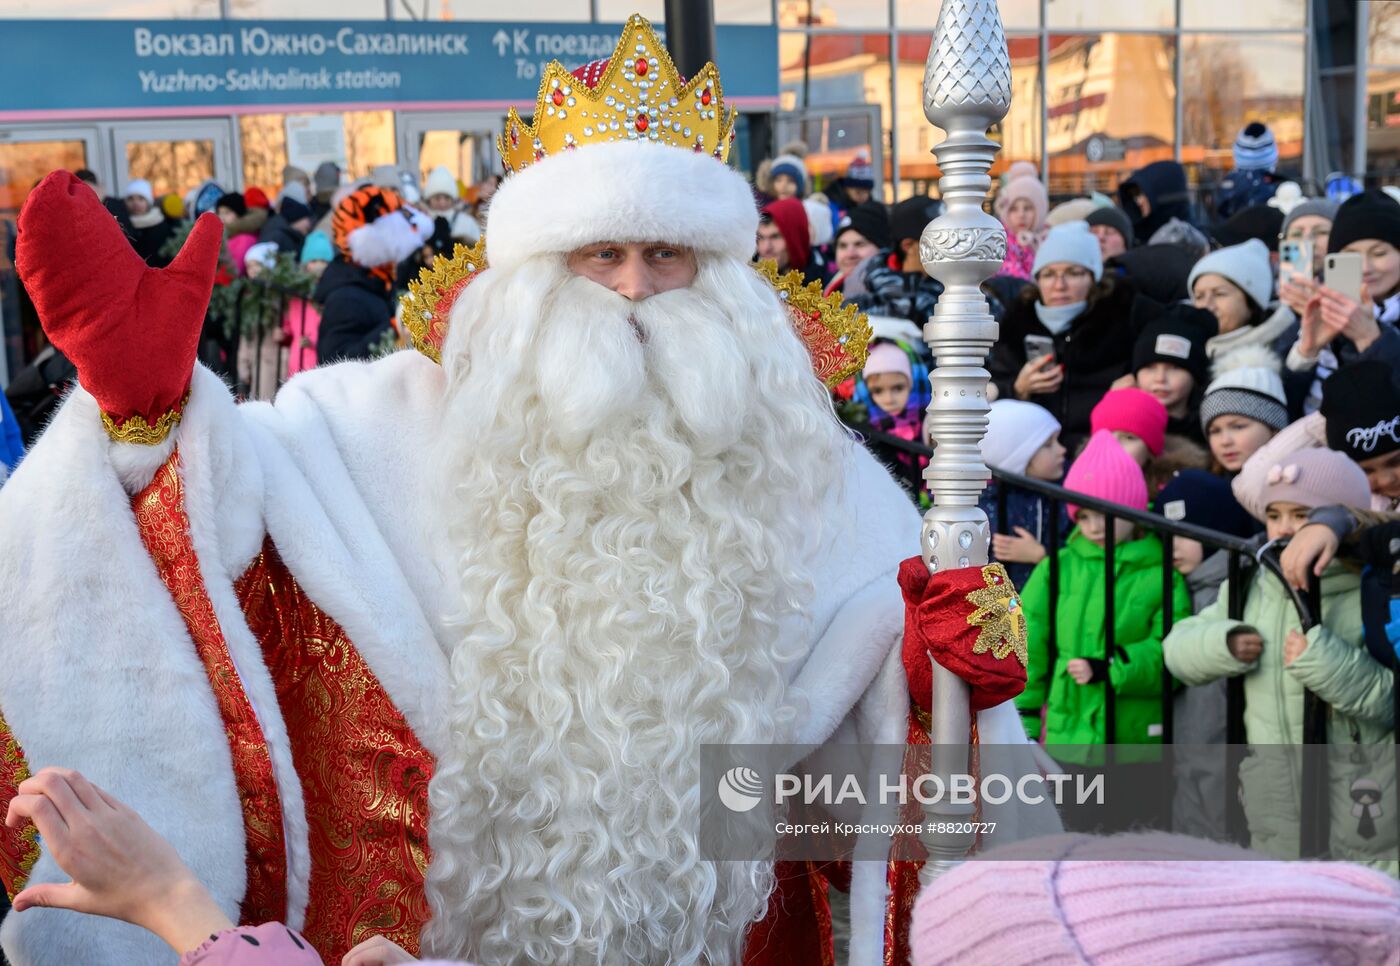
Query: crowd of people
3 161 499 457
2 119 1396 882
763 122 1397 869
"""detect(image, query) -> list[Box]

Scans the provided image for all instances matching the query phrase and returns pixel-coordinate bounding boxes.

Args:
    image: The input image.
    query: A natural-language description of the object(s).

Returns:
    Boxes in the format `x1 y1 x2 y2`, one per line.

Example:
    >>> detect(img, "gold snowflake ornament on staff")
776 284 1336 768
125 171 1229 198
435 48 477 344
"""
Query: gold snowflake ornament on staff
964 564 1028 667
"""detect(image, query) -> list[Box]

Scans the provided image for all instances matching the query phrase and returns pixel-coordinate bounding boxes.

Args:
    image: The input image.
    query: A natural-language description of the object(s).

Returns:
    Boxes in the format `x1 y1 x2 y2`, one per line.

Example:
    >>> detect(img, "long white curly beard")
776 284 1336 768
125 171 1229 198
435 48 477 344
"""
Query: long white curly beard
421 254 847 965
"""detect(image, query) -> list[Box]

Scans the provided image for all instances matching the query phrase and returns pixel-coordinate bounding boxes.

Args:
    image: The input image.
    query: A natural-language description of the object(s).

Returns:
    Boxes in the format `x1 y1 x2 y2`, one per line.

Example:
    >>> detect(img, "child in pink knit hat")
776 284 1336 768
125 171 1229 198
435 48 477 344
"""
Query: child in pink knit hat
1165 448 1396 868
911 832 1400 966
1089 386 1168 467
1015 432 1190 830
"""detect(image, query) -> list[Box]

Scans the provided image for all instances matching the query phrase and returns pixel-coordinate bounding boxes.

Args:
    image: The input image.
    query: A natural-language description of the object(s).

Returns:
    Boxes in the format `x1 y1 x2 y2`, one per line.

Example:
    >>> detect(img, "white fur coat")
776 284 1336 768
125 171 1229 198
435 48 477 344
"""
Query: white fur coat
0 351 1049 965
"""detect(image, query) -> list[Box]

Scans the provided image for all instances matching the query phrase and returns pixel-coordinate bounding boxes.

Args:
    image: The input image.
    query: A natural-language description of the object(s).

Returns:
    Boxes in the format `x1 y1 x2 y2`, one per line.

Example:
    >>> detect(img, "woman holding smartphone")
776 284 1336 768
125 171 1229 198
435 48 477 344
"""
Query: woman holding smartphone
1281 189 1400 415
988 221 1162 451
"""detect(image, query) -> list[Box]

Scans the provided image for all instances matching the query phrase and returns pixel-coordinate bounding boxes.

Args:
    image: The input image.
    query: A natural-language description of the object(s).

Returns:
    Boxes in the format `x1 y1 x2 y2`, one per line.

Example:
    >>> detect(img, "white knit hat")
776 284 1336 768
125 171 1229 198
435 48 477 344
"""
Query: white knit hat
124 178 154 204
423 165 458 202
1188 238 1273 310
1200 345 1289 431
1032 221 1103 281
983 400 1061 475
804 195 834 247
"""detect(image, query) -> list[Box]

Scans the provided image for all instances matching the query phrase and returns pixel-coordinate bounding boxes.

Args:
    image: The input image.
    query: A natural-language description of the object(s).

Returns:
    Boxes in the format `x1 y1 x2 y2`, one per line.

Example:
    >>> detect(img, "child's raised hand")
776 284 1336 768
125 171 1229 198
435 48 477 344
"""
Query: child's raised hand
1281 523 1339 589
1283 629 1309 667
1227 629 1264 664
992 527 1048 564
343 935 418 965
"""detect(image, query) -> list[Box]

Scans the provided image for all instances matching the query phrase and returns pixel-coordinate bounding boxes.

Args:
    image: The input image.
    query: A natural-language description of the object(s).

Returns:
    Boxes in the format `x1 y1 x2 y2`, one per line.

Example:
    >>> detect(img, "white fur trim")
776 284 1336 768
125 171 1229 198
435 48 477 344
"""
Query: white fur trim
0 385 249 965
172 368 311 928
486 142 759 270
242 353 454 756
347 210 427 269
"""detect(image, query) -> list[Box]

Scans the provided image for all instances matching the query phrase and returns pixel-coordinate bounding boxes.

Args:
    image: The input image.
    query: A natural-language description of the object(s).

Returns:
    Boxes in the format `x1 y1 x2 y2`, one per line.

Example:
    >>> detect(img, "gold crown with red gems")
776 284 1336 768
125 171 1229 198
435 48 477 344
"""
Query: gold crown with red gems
498 14 737 175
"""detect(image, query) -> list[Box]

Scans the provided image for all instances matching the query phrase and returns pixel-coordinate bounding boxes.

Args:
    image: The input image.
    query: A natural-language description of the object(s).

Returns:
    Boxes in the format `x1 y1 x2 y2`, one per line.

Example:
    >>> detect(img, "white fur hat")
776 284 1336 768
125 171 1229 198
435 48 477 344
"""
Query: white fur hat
1188 238 1273 310
485 141 759 272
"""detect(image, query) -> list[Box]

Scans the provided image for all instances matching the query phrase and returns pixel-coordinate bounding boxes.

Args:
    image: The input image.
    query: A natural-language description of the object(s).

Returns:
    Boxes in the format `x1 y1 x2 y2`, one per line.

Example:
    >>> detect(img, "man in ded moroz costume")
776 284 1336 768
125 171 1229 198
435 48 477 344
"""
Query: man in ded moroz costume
0 15 1043 965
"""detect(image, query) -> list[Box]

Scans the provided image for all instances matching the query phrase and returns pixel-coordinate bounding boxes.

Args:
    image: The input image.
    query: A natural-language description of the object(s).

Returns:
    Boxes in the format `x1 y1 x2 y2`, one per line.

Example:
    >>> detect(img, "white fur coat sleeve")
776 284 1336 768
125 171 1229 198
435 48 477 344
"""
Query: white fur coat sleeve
0 352 452 966
786 443 1060 966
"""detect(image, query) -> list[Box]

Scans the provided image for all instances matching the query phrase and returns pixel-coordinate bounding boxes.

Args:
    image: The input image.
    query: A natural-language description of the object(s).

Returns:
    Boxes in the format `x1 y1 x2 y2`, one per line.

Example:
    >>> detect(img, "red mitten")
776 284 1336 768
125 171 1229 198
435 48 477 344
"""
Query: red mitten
899 557 1028 713
15 171 222 443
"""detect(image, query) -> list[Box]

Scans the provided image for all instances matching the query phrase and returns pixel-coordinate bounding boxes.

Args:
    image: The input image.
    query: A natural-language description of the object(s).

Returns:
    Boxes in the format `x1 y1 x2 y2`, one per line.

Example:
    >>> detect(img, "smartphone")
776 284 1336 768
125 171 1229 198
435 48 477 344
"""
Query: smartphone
1279 239 1312 283
1024 334 1056 364
1325 252 1363 303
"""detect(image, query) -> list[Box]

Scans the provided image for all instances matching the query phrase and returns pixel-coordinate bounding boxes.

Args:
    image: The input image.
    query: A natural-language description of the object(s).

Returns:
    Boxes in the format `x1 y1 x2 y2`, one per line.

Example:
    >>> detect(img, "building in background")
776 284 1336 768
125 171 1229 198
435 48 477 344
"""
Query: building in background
778 0 1323 204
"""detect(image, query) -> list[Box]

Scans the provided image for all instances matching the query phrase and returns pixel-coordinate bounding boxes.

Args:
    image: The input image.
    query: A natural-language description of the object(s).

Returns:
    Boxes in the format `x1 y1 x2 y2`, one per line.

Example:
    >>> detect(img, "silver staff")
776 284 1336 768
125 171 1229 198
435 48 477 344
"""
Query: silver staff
916 0 1011 883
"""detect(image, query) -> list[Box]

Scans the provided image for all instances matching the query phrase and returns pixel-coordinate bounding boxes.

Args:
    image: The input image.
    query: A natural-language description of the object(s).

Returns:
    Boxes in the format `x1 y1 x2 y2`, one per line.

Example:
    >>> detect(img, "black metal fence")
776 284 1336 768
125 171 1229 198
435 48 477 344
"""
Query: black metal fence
204 280 318 401
862 428 1399 854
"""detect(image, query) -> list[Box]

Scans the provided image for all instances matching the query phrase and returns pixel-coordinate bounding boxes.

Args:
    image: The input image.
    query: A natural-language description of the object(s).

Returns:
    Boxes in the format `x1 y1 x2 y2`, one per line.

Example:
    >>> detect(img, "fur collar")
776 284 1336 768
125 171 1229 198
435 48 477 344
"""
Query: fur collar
129 207 165 230
1206 302 1293 358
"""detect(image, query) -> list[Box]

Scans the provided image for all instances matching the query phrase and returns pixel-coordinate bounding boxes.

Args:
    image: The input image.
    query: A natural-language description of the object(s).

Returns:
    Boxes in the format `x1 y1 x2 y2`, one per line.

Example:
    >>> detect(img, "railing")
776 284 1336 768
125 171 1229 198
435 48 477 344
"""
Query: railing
861 427 1397 853
211 280 318 401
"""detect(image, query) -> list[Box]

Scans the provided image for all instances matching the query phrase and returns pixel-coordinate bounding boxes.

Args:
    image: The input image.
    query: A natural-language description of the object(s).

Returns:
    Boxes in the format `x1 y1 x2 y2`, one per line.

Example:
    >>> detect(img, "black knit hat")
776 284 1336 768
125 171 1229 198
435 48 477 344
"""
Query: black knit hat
1321 360 1400 461
1086 206 1134 247
890 196 943 246
835 201 892 250
1211 204 1285 252
215 192 247 218
1327 188 1400 254
1131 304 1217 386
278 196 311 224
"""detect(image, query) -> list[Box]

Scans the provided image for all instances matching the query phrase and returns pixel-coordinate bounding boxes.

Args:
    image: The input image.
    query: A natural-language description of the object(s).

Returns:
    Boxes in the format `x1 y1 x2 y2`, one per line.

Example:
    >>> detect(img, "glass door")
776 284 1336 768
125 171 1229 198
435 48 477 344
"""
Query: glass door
111 119 237 202
775 105 884 198
0 124 107 385
397 111 504 201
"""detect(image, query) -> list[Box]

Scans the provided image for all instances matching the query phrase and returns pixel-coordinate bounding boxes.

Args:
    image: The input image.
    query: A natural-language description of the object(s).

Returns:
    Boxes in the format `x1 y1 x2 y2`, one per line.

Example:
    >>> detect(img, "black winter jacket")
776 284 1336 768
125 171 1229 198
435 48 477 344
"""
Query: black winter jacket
313 259 395 364
128 215 177 267
258 215 306 257
988 279 1163 450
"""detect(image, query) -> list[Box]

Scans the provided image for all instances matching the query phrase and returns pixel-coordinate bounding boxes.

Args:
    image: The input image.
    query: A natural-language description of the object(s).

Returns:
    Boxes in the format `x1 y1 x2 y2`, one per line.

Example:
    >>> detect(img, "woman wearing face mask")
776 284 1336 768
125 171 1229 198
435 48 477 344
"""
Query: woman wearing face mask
988 222 1162 451
1199 347 1290 478
1282 190 1400 416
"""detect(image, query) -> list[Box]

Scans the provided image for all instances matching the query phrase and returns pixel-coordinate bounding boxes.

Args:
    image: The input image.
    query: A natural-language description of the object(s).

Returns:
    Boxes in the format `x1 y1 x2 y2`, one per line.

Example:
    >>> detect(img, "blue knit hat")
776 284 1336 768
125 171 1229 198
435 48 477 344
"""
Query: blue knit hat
1233 122 1278 173
769 153 807 195
1154 469 1256 539
300 230 333 265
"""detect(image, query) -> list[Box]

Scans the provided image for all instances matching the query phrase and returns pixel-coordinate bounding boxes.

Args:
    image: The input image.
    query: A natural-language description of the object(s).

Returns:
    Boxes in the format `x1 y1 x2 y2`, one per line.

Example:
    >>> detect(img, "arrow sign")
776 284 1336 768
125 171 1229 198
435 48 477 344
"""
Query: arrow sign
492 30 510 55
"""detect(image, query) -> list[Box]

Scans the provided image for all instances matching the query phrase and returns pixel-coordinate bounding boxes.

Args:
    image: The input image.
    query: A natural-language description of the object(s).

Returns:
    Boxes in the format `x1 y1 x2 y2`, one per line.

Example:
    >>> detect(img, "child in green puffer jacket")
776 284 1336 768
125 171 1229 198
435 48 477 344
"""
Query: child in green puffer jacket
1164 447 1397 873
1017 431 1191 759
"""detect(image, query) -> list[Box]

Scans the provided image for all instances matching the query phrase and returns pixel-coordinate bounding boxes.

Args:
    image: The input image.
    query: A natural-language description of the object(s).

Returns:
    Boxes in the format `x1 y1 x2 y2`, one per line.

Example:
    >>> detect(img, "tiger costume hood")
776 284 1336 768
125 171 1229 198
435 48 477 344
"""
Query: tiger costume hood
331 185 433 283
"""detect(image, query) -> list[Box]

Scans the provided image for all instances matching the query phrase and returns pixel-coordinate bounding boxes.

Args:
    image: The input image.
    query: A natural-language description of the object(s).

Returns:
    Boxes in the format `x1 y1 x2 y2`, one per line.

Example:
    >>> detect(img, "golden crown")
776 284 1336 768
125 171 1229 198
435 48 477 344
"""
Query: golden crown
498 14 737 175
400 239 488 364
754 260 872 389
